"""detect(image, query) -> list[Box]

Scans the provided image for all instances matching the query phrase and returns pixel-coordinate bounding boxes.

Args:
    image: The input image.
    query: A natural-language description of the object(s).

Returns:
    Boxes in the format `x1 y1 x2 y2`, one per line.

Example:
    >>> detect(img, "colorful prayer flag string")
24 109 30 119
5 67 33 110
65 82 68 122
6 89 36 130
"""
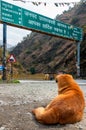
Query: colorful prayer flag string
13 0 83 6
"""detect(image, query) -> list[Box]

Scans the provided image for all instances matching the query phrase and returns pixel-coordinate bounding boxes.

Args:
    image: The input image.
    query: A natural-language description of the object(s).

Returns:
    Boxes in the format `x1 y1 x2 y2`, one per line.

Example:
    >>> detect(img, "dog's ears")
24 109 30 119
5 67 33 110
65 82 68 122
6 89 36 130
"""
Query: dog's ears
55 76 59 82
55 73 63 82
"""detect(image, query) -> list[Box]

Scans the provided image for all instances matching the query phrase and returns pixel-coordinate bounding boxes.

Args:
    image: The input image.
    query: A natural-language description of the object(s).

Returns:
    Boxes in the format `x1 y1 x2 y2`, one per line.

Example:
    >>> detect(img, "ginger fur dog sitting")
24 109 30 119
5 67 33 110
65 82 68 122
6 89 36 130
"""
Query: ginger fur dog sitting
32 74 85 125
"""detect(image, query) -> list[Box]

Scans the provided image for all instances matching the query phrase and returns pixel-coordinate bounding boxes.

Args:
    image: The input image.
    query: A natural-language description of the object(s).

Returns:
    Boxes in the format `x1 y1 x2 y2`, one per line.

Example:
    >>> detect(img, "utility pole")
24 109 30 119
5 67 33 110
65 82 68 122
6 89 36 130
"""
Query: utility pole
2 23 7 80
76 41 81 78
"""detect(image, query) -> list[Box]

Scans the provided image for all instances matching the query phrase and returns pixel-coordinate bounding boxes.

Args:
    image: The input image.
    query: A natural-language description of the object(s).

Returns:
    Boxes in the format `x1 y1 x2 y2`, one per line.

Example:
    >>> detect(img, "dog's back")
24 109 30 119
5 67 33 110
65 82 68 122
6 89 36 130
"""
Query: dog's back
32 74 85 124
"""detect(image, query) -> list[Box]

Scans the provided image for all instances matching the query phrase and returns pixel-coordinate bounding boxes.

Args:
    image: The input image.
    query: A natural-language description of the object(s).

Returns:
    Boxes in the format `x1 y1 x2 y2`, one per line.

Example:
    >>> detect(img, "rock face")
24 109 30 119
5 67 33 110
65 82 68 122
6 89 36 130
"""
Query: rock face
11 2 86 77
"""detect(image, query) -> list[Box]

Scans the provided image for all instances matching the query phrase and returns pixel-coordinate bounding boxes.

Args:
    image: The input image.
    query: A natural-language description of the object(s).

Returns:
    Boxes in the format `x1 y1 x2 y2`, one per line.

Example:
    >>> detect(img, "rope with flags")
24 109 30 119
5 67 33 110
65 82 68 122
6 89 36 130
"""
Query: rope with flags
13 0 83 6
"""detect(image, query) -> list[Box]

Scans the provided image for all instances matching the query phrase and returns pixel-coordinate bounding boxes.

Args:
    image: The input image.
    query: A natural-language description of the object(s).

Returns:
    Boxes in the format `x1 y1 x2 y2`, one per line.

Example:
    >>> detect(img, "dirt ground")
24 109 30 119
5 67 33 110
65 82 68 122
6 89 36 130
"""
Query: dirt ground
0 80 86 130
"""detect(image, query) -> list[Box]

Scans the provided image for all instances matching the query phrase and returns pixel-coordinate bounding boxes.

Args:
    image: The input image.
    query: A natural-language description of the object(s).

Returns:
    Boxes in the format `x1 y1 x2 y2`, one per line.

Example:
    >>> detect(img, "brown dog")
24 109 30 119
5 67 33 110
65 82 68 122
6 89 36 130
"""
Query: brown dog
32 74 85 124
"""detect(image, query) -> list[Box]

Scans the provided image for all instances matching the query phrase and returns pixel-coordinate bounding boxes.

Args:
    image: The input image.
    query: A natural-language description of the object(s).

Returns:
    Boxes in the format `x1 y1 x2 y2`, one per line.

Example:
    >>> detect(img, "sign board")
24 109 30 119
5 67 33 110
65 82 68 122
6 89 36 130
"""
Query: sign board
0 0 83 41
0 65 4 71
8 54 16 63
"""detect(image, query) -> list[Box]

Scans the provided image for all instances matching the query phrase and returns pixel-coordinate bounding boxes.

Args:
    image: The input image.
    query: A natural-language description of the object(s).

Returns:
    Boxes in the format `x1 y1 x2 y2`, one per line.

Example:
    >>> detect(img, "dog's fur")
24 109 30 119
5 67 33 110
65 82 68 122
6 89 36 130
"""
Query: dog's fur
32 74 85 124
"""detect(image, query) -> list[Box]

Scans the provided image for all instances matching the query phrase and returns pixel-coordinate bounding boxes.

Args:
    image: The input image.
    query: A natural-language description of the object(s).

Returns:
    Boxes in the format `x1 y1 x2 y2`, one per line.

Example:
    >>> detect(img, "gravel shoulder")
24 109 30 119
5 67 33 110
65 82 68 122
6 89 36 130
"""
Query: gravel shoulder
0 81 86 130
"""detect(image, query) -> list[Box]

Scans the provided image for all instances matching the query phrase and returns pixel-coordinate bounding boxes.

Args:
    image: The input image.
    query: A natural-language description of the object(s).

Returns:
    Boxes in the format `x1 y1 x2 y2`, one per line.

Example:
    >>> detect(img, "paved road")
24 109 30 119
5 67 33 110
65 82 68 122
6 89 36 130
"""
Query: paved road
0 79 86 130
19 79 86 94
19 79 86 84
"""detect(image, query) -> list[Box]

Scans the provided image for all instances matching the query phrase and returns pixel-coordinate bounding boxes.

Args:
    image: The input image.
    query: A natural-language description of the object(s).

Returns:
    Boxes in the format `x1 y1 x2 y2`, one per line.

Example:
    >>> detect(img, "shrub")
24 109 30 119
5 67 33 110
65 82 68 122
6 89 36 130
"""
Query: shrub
30 67 36 74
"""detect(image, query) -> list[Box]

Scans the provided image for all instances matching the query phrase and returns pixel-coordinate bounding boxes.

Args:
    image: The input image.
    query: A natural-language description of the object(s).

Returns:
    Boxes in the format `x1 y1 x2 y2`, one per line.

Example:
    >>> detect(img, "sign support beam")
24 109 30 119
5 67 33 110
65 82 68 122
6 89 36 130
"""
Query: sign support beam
2 23 7 80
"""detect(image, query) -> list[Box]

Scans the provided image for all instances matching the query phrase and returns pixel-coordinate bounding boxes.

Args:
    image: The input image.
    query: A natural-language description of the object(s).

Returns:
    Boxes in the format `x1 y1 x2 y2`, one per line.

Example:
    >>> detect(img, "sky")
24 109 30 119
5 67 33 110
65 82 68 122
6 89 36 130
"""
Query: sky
0 0 80 47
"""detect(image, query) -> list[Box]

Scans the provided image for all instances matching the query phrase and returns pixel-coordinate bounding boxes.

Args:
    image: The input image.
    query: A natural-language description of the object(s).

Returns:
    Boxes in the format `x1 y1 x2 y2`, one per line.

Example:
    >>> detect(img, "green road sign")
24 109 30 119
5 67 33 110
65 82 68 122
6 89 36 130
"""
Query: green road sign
0 0 1 19
1 1 22 26
0 0 83 41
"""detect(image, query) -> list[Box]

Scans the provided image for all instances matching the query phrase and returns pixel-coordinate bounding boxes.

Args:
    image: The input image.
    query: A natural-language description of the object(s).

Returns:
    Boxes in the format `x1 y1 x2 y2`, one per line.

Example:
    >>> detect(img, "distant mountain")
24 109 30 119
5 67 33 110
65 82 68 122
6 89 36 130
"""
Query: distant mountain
0 40 3 47
0 40 15 50
11 2 86 77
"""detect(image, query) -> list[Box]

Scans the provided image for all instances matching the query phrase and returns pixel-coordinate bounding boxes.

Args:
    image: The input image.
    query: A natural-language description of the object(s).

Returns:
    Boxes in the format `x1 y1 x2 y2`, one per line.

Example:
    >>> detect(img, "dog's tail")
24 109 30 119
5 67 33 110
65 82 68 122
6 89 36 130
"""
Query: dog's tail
33 107 59 124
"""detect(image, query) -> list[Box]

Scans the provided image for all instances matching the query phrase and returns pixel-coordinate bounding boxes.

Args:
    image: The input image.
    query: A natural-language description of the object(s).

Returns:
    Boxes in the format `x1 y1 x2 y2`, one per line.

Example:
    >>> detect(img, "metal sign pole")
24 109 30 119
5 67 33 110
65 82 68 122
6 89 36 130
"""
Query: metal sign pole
2 23 7 80
76 41 81 77
10 62 13 80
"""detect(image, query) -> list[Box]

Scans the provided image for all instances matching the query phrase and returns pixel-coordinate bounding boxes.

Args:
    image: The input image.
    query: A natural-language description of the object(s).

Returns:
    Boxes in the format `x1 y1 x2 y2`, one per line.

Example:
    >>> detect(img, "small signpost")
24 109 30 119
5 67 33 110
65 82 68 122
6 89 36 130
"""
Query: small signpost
8 54 16 63
0 0 83 79
8 54 16 80
0 65 3 79
0 65 4 71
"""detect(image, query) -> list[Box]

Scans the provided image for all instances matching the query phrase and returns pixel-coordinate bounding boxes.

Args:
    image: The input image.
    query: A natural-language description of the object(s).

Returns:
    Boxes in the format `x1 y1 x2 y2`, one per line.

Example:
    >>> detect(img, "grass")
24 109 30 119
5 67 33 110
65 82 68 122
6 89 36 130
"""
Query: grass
0 73 56 83
12 73 45 80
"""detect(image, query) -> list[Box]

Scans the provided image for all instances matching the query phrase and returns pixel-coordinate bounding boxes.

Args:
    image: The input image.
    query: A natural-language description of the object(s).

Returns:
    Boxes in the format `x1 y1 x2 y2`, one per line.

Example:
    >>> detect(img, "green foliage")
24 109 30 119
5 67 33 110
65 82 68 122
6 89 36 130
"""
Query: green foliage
0 79 20 84
82 25 86 33
11 80 20 83
25 49 32 54
71 17 79 25
30 67 36 74
14 62 23 69
7 79 20 83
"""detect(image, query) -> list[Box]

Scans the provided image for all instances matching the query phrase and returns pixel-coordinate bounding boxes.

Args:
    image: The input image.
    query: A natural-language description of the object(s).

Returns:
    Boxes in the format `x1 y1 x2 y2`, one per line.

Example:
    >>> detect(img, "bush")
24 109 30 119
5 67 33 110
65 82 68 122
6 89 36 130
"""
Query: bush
30 67 36 74
71 17 79 25
11 80 20 83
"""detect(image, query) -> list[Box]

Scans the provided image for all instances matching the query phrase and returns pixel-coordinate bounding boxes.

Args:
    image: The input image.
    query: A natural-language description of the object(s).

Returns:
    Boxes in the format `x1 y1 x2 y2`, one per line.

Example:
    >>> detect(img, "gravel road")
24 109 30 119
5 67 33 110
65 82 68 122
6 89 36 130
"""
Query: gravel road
0 80 86 130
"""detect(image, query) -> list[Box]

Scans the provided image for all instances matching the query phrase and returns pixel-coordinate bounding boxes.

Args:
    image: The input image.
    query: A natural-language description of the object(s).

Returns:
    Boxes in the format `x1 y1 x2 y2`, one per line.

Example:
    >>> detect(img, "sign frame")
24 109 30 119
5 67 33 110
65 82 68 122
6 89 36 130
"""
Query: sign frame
8 54 16 63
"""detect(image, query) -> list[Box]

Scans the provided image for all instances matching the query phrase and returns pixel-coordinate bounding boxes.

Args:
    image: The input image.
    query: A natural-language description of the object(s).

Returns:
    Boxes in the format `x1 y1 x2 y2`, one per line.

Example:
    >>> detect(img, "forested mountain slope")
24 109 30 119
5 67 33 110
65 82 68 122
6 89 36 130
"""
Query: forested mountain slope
11 2 86 77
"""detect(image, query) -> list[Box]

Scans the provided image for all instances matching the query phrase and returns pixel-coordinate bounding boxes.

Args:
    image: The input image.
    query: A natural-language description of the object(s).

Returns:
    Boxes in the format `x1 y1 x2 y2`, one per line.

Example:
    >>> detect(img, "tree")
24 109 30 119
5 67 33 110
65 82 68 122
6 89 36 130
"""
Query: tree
30 67 36 74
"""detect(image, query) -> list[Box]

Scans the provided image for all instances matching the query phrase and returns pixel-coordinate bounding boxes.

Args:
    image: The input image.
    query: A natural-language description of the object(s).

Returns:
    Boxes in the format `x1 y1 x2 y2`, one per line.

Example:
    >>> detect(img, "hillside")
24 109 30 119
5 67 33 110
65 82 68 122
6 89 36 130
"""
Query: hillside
11 2 86 77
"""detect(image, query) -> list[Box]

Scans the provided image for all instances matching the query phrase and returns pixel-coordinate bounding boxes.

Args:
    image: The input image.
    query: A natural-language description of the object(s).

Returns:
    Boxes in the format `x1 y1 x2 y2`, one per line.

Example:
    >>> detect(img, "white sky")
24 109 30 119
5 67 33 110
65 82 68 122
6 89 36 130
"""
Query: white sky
0 0 80 46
